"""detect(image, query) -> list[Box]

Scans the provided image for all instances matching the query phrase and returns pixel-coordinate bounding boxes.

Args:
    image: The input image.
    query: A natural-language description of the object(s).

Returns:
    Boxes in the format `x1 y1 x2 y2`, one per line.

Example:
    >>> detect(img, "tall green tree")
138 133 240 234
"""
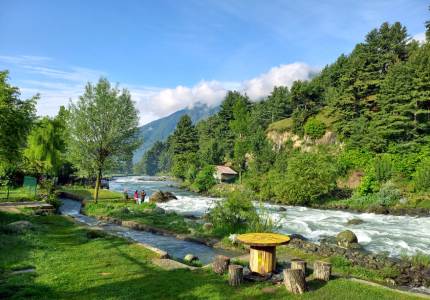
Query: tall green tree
170 115 199 179
230 97 251 182
0 71 36 197
67 78 141 202
426 6 430 41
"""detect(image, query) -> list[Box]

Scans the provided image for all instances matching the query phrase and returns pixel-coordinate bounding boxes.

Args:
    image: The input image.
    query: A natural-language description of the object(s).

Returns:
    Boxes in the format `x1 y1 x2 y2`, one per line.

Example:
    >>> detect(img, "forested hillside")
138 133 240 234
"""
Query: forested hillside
133 103 219 163
135 21 430 209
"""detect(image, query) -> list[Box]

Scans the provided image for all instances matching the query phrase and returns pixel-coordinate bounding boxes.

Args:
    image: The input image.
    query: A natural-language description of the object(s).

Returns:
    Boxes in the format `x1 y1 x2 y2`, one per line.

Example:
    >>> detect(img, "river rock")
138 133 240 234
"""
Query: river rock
154 207 166 214
203 223 213 231
184 253 199 263
7 221 33 233
149 191 177 203
346 218 364 225
279 207 287 212
336 230 358 248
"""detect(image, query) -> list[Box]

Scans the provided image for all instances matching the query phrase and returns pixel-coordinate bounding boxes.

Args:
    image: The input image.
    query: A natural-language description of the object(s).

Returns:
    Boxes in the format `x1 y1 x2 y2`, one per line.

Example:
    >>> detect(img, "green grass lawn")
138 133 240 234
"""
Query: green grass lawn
0 187 37 202
60 186 124 201
277 246 400 284
0 210 424 300
83 200 191 234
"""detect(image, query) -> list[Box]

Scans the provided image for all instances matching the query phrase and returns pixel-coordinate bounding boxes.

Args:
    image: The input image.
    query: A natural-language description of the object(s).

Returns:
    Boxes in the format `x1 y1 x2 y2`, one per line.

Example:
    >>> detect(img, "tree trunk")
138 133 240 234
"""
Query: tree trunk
283 269 307 294
94 168 102 203
290 259 306 275
228 264 243 287
313 261 331 281
213 255 230 274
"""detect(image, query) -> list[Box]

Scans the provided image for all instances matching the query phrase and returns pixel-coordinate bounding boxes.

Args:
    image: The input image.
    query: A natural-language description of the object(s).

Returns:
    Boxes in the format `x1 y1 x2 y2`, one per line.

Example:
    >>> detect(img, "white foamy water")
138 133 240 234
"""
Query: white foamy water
110 176 430 257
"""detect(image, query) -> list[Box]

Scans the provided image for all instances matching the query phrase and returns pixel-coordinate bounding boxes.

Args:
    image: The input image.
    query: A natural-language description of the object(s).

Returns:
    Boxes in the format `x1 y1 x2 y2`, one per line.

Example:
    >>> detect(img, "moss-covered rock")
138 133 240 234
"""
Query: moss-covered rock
149 191 177 203
346 218 364 225
336 230 358 248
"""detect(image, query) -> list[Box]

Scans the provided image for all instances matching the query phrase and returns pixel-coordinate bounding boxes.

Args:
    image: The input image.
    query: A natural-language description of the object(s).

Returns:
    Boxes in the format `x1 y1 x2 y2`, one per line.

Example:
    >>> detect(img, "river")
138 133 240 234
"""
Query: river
110 176 430 257
59 197 238 264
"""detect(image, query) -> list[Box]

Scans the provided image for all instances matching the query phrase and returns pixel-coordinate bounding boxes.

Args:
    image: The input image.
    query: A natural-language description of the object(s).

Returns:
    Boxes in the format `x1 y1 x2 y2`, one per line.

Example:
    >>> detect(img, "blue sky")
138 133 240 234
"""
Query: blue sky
0 0 428 124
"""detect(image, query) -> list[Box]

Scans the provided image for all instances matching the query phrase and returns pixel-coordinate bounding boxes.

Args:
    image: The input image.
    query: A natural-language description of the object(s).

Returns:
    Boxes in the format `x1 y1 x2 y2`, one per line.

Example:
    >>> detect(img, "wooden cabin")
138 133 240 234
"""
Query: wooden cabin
214 165 238 183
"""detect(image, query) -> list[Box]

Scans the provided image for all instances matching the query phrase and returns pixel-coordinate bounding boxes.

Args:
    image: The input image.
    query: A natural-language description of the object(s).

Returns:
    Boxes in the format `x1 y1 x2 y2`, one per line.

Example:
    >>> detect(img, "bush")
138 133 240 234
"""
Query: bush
276 151 338 205
356 173 378 196
207 191 279 237
304 117 326 139
336 149 373 176
376 181 401 206
413 159 430 192
374 155 393 183
191 165 216 192
46 193 62 209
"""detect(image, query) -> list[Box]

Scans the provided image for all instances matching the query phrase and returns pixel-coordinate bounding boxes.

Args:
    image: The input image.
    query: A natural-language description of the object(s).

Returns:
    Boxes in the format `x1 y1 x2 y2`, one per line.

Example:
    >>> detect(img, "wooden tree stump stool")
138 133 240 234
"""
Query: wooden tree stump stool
213 255 230 274
228 264 243 286
313 261 332 281
237 233 290 275
283 269 307 294
290 259 306 275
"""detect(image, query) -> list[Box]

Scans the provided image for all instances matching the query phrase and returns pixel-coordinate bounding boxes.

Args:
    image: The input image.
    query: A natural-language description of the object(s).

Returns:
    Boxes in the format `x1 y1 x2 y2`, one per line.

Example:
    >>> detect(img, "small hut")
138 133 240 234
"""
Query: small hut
214 165 238 183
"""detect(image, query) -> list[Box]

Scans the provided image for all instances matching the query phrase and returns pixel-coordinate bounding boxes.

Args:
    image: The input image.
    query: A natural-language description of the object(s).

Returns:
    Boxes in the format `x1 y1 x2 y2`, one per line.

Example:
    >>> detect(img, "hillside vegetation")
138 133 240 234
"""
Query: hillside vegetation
135 21 430 211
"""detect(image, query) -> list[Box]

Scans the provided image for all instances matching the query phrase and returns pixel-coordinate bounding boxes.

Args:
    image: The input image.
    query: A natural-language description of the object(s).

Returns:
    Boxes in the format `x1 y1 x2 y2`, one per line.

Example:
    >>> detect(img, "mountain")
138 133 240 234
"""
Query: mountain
133 103 219 162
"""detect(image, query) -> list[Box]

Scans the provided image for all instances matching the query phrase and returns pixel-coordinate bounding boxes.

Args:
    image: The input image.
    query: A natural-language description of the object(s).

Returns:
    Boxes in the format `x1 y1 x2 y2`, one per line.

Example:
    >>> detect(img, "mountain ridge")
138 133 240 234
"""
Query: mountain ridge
133 103 219 162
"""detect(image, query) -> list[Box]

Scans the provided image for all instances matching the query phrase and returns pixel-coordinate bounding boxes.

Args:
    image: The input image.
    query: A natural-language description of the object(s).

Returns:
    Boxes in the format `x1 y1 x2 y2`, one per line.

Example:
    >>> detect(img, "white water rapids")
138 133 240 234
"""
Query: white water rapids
111 176 430 257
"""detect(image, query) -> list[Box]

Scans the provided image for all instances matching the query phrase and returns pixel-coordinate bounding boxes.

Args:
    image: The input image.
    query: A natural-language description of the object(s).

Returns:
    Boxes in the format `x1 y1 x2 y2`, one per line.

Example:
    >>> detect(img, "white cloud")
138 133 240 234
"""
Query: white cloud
412 32 426 44
242 63 318 99
1 55 318 125
132 62 317 124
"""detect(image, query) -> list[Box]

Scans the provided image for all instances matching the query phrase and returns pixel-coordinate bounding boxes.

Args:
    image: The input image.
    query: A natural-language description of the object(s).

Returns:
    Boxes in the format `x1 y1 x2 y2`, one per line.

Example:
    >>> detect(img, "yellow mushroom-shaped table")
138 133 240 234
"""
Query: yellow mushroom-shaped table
237 233 290 275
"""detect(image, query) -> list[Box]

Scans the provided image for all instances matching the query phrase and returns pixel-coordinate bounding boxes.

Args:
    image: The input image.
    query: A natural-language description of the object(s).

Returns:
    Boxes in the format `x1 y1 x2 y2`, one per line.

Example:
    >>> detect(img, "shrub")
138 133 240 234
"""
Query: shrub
304 117 326 139
208 191 258 237
374 155 393 183
191 165 216 192
356 173 378 196
413 159 430 192
46 193 62 209
376 181 401 207
336 149 373 176
276 151 338 205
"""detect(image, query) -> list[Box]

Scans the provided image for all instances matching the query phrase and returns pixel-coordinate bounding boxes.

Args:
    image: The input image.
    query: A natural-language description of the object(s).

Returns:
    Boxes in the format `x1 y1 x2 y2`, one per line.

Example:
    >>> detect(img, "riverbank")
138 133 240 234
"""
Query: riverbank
206 183 430 217
1 206 428 299
59 187 430 291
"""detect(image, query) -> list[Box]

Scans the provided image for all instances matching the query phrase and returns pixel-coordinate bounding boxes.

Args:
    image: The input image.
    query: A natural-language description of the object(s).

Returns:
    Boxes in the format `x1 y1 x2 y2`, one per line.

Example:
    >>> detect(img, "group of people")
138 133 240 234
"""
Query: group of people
134 190 146 204
123 189 146 205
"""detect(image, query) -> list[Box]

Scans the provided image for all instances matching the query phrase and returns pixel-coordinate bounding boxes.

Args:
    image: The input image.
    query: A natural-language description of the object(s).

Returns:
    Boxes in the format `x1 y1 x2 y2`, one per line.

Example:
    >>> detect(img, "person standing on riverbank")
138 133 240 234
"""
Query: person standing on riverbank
134 190 138 203
141 190 146 203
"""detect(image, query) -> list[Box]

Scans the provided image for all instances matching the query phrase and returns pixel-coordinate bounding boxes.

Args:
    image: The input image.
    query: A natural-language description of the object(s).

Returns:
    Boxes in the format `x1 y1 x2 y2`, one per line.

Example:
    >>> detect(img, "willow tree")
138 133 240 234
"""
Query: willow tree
24 117 65 176
68 78 141 202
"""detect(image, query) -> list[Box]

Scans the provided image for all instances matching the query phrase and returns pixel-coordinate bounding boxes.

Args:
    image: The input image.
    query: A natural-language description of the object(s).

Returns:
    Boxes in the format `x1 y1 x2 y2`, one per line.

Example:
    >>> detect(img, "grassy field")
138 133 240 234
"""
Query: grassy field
0 187 37 202
83 200 190 234
60 186 124 201
0 209 425 300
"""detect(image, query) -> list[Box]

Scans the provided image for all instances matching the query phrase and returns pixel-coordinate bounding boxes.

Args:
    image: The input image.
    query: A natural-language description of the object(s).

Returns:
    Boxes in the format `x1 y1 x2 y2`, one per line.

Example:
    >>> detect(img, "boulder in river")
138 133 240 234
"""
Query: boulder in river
149 190 177 203
278 207 287 212
336 230 358 248
7 220 33 233
346 218 364 225
184 253 199 263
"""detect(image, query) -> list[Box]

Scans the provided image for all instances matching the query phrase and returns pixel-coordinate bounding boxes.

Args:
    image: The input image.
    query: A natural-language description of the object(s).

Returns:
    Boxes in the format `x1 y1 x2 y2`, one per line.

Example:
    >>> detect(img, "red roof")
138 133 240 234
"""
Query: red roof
216 165 237 175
